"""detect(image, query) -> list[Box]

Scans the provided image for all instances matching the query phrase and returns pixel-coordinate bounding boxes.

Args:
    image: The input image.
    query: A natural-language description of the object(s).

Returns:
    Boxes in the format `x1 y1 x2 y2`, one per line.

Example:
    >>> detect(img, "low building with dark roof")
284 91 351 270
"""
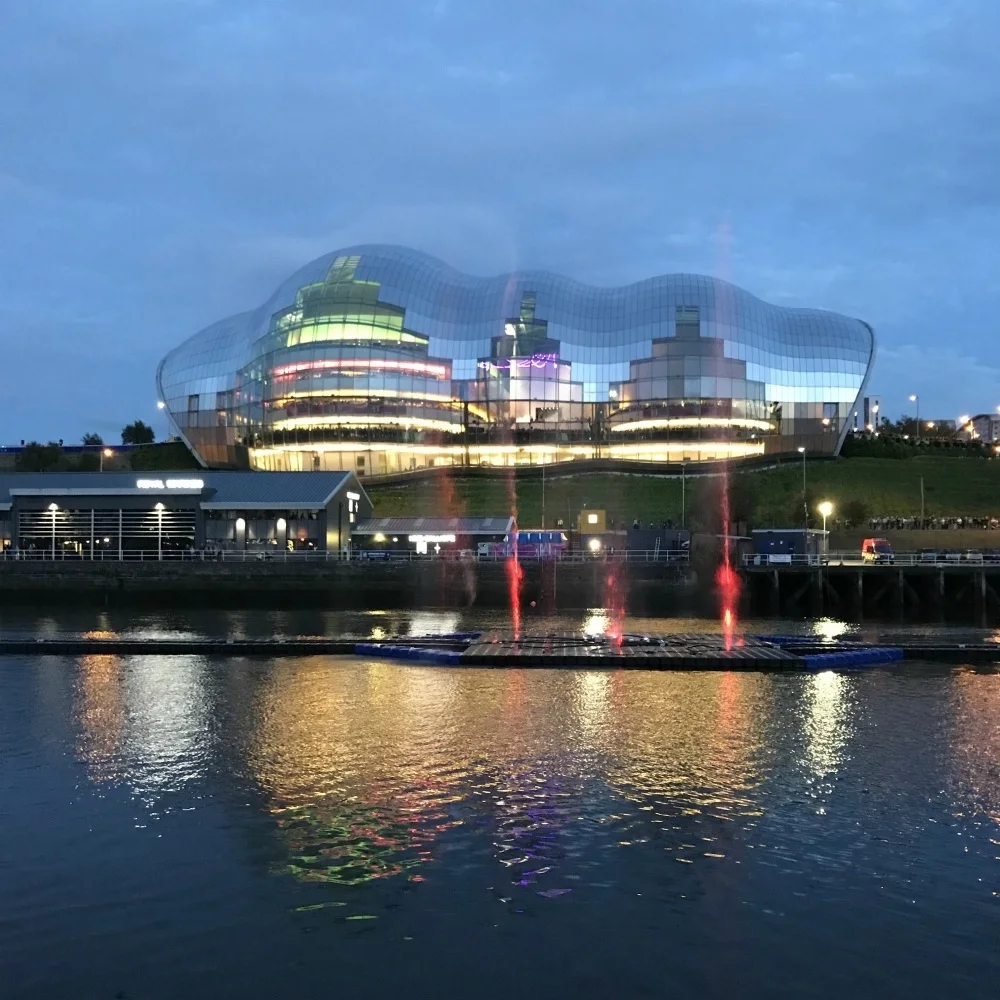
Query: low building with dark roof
0 471 371 557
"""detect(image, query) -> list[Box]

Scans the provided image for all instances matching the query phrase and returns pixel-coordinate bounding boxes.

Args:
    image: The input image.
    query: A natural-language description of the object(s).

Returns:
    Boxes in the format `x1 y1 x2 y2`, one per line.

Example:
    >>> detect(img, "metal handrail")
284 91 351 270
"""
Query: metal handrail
743 550 1000 568
0 547 693 565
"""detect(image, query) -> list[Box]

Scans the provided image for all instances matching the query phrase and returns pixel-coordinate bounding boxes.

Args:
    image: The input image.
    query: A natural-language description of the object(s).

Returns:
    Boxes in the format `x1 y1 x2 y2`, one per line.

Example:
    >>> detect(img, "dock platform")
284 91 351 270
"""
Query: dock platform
0 633 998 668
460 634 800 669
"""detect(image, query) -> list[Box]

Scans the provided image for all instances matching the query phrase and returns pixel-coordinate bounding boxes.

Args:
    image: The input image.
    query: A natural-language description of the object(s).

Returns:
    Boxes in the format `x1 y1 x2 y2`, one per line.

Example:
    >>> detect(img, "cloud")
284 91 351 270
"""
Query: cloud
874 345 1000 419
1 0 999 438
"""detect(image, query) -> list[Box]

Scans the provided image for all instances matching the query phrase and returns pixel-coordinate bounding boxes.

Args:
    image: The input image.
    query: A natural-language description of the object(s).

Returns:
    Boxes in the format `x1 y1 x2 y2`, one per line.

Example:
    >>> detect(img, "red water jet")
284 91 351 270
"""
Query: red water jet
506 541 524 641
604 568 626 648
717 468 742 650
714 217 741 651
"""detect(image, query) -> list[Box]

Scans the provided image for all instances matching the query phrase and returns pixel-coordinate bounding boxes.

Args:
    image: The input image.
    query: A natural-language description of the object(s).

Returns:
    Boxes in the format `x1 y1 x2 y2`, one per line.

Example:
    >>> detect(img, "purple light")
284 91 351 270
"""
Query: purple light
478 353 561 372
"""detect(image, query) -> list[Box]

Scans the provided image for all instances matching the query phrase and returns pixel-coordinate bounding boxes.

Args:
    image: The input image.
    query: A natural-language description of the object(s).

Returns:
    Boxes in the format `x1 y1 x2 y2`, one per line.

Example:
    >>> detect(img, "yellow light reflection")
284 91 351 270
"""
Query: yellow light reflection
812 618 851 643
582 609 610 636
121 656 212 792
75 654 126 784
805 670 850 777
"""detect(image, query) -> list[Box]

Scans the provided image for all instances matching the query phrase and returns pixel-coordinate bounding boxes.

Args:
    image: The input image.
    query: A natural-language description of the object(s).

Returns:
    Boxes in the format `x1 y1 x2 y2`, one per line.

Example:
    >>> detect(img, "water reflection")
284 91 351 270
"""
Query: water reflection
407 612 461 636
582 609 610 636
74 654 212 796
248 659 465 887
951 669 1000 825
811 618 851 642
68 653 1000 919
29 646 1000 999
75 654 126 784
804 671 852 778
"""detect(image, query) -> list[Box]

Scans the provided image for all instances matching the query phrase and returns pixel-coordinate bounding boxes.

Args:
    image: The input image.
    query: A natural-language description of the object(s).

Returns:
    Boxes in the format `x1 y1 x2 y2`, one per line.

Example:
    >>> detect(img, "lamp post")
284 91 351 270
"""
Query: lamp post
155 502 164 560
818 501 833 557
797 446 807 529
681 458 689 528
541 458 546 530
48 502 58 559
909 394 919 439
99 447 113 472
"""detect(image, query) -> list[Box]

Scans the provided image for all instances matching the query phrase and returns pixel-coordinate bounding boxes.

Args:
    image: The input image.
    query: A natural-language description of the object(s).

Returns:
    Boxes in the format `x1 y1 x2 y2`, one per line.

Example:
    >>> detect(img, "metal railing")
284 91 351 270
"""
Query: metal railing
743 551 1000 568
0 547 692 565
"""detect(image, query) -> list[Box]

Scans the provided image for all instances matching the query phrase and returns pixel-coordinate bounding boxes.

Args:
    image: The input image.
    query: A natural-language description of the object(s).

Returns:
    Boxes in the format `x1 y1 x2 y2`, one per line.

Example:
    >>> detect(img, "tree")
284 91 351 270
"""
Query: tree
81 432 103 446
727 474 760 527
122 420 155 445
129 441 201 471
841 497 871 527
16 441 67 472
687 474 759 533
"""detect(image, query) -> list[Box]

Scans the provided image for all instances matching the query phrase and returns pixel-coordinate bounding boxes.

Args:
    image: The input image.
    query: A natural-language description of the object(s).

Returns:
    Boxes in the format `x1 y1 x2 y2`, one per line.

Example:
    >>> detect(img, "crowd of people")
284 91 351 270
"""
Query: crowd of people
866 516 1000 531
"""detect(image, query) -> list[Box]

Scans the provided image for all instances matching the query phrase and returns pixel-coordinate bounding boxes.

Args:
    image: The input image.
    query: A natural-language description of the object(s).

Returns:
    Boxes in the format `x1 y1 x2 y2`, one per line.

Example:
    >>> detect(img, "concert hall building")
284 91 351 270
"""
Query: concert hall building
157 245 875 475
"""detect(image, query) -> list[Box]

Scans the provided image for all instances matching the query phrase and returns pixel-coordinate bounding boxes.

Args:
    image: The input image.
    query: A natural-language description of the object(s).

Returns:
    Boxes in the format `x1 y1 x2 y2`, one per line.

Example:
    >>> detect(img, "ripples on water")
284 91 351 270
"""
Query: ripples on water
1 612 999 998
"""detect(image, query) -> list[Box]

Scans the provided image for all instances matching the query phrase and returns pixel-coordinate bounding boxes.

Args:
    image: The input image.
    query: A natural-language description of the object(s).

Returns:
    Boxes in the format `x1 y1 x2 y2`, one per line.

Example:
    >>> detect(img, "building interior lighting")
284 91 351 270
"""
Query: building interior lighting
587 513 599 524
271 358 449 379
269 415 463 433
272 388 457 406
609 416 775 433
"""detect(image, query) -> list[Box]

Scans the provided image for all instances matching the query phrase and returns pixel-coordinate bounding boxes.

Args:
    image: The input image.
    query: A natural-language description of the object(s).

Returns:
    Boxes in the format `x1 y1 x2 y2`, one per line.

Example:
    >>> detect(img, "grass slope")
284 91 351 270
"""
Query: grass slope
366 456 1000 527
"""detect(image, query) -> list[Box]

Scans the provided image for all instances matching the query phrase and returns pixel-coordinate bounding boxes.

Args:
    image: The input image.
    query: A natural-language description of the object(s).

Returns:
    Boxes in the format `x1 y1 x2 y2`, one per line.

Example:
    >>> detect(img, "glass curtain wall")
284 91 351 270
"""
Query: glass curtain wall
158 246 875 474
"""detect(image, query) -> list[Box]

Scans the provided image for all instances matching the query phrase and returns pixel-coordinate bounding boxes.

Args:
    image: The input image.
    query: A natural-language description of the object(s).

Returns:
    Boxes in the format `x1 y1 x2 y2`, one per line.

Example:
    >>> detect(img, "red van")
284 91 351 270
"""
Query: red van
861 538 894 564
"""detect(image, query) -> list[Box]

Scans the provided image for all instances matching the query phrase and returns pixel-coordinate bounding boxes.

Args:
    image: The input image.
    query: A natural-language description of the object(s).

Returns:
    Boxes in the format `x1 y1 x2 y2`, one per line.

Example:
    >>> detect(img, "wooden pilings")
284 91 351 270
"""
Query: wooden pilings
740 564 1000 622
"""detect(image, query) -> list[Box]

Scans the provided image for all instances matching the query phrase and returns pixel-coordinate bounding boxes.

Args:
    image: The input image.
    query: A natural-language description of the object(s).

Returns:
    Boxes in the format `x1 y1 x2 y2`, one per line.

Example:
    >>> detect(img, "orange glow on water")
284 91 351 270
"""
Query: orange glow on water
717 562 742 651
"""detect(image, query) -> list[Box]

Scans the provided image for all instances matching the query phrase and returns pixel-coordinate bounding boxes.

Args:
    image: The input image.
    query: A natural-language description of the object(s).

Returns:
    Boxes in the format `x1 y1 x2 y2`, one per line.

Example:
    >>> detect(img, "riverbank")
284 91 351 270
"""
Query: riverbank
0 559 698 612
367 455 1000 526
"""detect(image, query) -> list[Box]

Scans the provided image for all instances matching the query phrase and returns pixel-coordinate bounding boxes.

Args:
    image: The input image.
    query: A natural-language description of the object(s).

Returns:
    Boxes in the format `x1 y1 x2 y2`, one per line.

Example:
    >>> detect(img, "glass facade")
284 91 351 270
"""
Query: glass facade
157 246 875 474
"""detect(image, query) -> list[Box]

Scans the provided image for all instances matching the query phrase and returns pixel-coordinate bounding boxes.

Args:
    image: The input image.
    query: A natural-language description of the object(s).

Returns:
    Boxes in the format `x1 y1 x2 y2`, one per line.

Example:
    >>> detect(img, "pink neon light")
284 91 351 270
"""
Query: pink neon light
272 358 449 378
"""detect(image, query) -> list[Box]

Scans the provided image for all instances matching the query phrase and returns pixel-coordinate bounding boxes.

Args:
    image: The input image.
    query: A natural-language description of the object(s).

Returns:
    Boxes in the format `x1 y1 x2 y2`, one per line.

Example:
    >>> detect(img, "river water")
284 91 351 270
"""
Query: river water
2 610 999 998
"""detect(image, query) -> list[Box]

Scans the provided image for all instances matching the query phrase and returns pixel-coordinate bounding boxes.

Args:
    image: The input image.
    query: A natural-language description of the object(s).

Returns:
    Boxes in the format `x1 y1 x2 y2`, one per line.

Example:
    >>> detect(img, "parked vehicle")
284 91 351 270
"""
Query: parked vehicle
861 538 894 564
478 530 569 559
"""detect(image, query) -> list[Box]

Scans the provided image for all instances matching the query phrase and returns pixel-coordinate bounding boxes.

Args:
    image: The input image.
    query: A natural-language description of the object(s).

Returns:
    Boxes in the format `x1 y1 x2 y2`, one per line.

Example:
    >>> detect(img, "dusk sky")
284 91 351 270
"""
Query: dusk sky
3 0 998 444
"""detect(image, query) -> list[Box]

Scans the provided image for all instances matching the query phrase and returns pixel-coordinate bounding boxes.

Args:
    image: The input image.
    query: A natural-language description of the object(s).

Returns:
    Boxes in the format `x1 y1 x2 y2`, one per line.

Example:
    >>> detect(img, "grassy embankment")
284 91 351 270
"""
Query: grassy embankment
366 456 1000 528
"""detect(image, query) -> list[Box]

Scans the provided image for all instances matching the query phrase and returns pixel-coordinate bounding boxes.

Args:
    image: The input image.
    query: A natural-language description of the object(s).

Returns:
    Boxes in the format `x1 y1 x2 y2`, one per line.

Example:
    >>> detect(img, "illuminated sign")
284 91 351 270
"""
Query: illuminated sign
408 534 456 544
136 479 205 490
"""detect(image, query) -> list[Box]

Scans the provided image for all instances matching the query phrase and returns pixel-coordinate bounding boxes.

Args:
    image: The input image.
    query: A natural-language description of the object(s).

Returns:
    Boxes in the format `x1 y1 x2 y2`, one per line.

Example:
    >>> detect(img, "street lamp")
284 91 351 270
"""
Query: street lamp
48 502 58 558
100 447 113 472
154 502 165 560
681 457 689 528
909 394 919 438
818 501 833 556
